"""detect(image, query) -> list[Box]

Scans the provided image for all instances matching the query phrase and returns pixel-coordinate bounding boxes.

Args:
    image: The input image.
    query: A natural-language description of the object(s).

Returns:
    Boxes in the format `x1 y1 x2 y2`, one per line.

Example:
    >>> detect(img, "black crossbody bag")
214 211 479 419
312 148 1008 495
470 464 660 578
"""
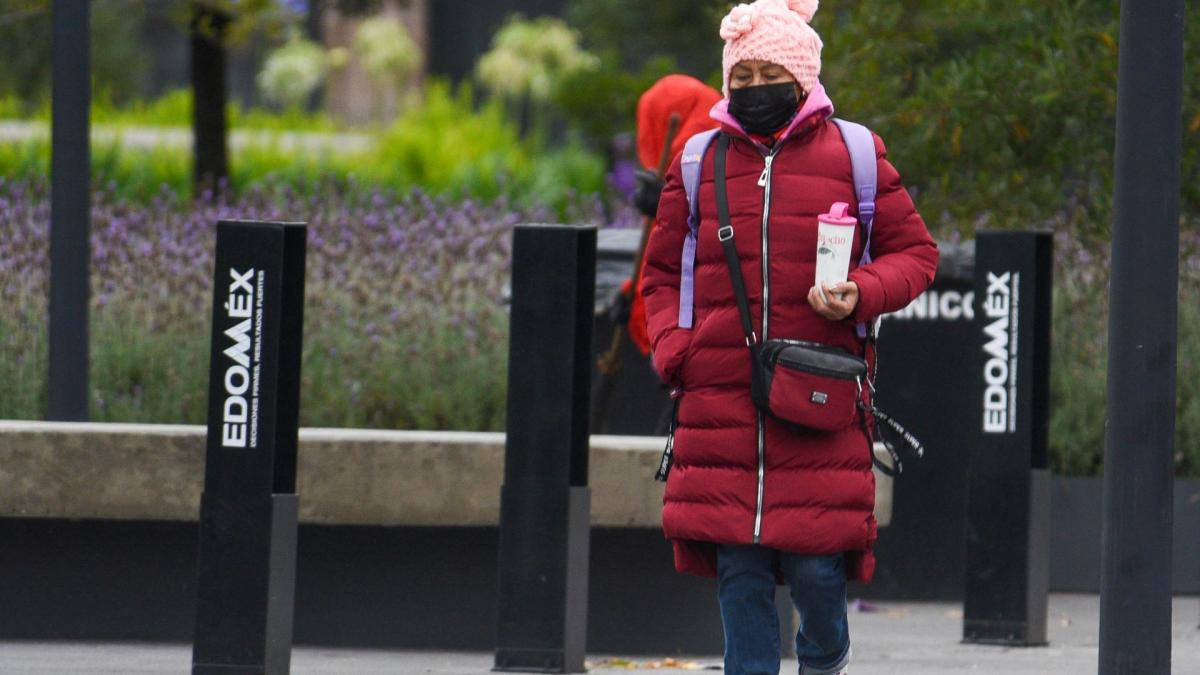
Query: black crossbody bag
713 134 868 434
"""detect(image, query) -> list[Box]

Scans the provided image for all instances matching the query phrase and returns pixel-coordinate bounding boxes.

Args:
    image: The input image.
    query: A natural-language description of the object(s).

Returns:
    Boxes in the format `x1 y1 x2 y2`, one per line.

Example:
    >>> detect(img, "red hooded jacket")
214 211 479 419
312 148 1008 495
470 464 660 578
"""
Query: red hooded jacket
625 76 723 356
640 85 938 582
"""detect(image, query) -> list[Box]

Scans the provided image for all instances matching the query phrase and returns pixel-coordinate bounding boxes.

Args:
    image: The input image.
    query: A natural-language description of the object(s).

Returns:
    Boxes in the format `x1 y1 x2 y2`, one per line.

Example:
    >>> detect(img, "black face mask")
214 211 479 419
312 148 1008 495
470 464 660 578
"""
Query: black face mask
728 83 801 136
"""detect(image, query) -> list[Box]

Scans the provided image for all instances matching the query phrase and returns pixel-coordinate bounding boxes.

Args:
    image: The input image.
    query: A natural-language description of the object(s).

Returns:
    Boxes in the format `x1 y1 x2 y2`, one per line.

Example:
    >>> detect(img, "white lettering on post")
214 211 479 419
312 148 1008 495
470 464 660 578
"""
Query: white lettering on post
982 271 1018 434
888 291 975 322
221 267 256 448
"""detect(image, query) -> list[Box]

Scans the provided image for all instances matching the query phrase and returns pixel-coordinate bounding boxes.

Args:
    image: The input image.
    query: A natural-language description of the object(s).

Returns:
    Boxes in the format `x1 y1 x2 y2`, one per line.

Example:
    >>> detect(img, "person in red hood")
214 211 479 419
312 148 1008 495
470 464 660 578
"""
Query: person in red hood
639 1 938 673
634 75 724 215
622 76 722 356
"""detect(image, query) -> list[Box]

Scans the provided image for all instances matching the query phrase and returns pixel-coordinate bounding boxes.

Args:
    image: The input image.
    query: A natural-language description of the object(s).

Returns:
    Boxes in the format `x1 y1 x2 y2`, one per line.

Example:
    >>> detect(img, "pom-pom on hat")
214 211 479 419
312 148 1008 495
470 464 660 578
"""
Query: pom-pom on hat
720 0 823 97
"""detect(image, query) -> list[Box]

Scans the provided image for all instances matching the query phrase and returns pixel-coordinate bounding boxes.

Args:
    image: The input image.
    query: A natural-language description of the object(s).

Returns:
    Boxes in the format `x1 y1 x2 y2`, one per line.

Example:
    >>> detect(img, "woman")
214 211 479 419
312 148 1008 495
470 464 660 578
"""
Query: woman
640 1 938 673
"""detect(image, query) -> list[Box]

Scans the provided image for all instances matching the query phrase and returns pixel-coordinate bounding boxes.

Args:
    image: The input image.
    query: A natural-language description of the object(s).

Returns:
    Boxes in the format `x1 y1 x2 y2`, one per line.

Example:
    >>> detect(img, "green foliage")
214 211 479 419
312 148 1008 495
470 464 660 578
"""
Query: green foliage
476 15 599 103
1047 272 1110 476
370 82 529 199
0 81 606 210
818 0 1126 235
188 0 301 44
526 144 609 214
1178 304 1200 476
566 0 729 77
0 295 47 421
557 0 729 149
88 295 211 424
91 89 195 127
0 294 508 431
230 102 340 132
553 55 678 148
1047 253 1200 477
300 303 508 431
0 87 340 131
0 179 523 431
0 2 148 107
568 0 1200 236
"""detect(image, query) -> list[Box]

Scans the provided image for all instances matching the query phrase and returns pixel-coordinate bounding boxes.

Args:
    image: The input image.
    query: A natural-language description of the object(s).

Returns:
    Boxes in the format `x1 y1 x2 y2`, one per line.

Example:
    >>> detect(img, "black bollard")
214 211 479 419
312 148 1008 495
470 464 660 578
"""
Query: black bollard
869 241 976 598
962 231 1052 646
192 221 307 675
494 225 596 674
1099 0 1185 670
48 0 91 421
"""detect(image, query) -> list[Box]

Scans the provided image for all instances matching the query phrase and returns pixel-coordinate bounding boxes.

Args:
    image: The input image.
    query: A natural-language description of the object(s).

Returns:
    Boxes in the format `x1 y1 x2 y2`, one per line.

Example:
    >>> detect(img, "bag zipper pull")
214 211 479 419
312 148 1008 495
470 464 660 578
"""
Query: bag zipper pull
758 155 773 187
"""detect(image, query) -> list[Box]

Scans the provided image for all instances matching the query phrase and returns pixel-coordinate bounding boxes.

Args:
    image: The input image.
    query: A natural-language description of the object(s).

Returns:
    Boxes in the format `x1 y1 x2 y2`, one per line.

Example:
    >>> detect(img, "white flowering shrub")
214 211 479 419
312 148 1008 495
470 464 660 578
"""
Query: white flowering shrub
353 16 422 87
257 37 329 108
475 16 599 102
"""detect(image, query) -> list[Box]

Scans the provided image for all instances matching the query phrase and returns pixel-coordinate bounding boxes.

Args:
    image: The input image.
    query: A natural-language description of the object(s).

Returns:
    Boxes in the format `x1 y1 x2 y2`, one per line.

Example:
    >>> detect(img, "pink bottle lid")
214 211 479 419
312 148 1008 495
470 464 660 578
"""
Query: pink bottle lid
818 202 857 226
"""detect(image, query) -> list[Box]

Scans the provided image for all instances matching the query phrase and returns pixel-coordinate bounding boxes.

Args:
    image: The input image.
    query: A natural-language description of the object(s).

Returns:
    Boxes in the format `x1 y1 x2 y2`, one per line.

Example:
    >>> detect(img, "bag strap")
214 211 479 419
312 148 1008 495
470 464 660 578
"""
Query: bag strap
831 119 877 250
831 120 885 429
654 395 682 482
712 134 758 347
677 129 721 329
679 123 876 336
831 119 878 340
863 404 926 477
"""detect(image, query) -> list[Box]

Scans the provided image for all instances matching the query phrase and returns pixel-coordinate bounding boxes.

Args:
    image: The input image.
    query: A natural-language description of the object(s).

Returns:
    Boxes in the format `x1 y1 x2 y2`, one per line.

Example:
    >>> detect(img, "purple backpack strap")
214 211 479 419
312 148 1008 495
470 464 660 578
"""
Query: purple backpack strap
832 118 879 339
677 129 720 329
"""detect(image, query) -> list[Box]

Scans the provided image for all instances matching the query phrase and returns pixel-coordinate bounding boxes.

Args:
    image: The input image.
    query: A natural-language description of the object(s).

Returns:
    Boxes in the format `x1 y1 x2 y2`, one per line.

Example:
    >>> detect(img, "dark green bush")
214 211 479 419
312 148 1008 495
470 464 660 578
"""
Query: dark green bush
570 0 1200 237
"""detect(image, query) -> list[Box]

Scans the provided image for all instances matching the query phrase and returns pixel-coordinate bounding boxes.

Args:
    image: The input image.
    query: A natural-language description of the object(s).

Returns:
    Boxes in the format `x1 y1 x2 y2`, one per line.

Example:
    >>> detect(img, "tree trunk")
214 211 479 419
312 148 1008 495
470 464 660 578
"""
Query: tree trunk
190 3 230 193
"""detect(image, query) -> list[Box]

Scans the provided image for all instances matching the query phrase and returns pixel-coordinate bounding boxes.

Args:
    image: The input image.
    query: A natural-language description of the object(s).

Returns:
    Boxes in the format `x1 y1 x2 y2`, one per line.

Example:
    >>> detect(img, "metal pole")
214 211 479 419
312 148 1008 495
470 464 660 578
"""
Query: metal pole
48 0 91 421
1099 0 1185 672
494 225 595 674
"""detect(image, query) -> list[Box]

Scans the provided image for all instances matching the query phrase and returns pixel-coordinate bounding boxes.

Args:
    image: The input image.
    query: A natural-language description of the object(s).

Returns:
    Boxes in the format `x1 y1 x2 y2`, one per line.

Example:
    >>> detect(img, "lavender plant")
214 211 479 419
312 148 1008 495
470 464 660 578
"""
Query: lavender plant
0 177 628 430
3 175 1196 475
1047 225 1200 476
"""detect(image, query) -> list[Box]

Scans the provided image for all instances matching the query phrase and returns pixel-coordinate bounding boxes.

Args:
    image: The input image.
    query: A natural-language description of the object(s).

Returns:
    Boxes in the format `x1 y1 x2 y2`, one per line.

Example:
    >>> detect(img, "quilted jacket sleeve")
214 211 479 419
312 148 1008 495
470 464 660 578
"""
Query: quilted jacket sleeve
847 133 939 322
639 156 692 388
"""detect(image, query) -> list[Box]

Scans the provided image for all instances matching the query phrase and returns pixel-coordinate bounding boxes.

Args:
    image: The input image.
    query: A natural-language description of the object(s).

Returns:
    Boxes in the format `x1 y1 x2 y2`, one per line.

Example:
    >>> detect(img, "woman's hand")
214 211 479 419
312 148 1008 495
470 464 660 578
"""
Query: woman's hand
807 281 859 321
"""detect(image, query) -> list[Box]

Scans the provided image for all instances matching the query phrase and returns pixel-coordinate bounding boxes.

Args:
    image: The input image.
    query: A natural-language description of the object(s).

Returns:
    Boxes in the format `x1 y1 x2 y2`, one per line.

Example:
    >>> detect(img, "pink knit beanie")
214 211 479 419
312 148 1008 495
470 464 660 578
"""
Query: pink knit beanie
720 0 823 97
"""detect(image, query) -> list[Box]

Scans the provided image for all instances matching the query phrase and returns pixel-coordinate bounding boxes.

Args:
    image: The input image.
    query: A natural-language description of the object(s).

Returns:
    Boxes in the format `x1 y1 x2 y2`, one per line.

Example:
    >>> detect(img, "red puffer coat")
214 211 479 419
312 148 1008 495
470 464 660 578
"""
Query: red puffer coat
640 85 938 583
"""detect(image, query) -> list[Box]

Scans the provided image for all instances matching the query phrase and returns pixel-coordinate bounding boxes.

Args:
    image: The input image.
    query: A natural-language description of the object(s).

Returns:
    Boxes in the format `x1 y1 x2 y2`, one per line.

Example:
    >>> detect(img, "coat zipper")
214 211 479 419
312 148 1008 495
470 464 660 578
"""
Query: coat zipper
753 145 781 544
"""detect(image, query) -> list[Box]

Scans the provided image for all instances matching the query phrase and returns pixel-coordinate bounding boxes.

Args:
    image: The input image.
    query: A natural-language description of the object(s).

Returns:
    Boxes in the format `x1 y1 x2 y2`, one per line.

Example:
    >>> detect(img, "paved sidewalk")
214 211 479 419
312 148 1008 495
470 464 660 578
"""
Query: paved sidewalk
1 595 1197 674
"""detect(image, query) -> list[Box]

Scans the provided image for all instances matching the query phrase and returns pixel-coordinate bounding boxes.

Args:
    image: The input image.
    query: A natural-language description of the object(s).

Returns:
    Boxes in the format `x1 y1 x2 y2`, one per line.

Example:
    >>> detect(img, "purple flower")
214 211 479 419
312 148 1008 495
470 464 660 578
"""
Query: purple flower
0 176 640 430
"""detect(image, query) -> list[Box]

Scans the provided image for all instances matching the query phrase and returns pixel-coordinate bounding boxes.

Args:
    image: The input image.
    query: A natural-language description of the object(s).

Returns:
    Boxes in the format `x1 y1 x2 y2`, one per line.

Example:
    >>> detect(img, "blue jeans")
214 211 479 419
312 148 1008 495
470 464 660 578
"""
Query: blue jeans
717 544 850 675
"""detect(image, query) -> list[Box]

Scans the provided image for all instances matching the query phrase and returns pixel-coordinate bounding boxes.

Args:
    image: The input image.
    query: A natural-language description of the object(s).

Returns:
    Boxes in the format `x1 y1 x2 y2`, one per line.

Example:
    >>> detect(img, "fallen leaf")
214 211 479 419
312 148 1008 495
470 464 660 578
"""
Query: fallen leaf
590 658 714 671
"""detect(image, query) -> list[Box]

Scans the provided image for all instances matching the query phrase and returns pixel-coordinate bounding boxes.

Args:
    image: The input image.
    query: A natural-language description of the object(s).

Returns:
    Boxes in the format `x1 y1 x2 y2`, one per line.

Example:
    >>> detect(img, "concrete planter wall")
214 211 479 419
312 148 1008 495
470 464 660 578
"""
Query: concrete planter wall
0 422 665 527
1050 475 1200 594
1 422 1197 653
0 422 717 653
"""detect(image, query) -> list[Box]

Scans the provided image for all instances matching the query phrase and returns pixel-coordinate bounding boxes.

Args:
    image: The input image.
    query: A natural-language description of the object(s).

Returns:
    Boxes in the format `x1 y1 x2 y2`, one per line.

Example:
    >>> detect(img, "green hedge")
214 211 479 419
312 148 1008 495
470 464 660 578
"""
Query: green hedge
0 82 606 211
